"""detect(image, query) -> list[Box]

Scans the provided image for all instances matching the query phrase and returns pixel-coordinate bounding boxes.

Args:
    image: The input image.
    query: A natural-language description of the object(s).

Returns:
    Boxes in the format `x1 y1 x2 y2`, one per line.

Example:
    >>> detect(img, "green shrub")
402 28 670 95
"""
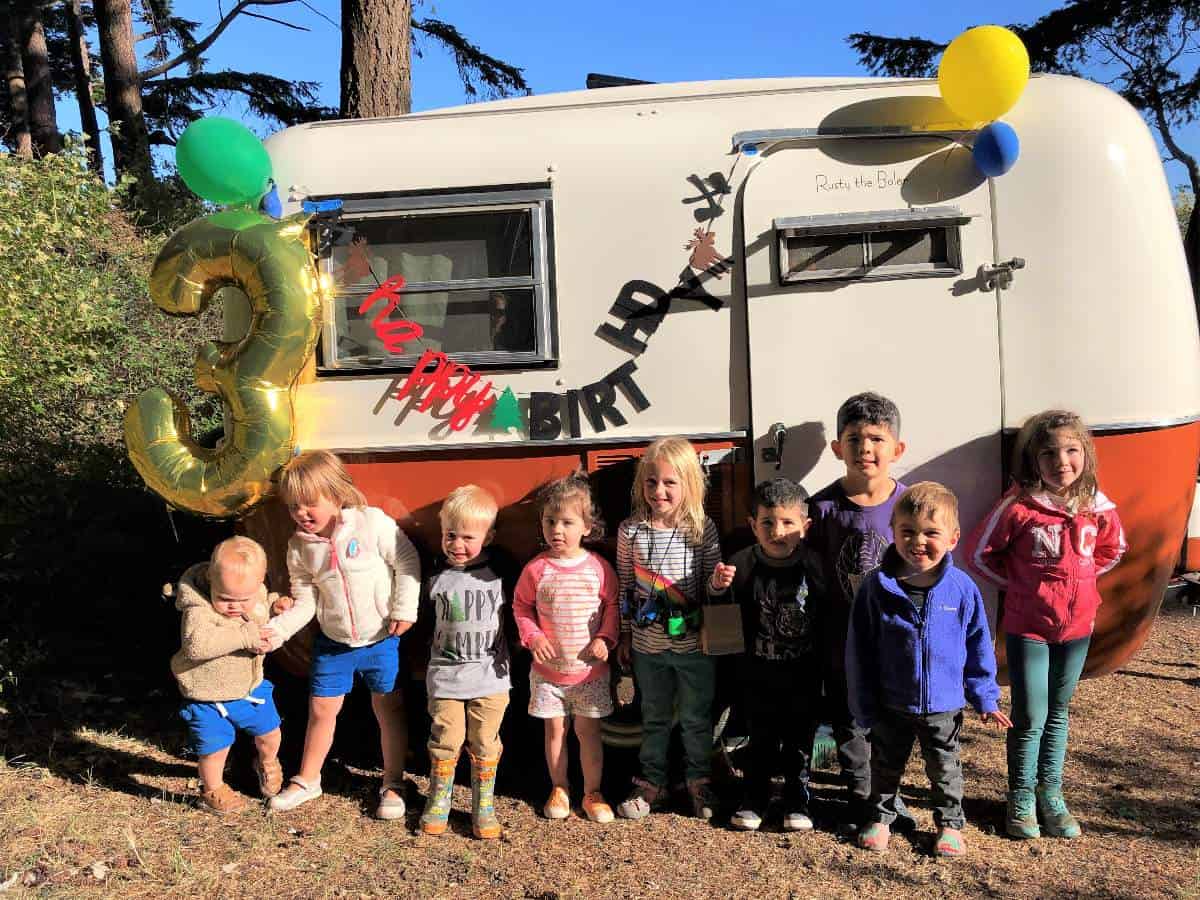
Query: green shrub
0 144 230 699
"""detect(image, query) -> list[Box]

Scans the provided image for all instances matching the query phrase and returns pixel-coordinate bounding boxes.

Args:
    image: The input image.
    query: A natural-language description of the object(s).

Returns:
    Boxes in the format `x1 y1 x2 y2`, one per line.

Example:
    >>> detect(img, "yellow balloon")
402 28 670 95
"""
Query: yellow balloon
938 25 1030 123
124 210 323 519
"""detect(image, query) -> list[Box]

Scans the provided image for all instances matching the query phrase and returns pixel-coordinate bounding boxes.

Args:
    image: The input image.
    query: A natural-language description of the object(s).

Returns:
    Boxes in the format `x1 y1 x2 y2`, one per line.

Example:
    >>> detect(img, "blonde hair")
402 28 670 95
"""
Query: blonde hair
439 484 499 530
538 471 602 538
279 450 367 509
1011 410 1099 508
210 536 267 592
630 437 708 545
892 481 960 532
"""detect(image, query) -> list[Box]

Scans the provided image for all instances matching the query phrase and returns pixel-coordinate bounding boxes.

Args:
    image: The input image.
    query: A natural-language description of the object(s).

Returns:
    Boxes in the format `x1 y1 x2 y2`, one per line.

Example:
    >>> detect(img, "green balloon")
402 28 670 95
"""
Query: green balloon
176 117 273 206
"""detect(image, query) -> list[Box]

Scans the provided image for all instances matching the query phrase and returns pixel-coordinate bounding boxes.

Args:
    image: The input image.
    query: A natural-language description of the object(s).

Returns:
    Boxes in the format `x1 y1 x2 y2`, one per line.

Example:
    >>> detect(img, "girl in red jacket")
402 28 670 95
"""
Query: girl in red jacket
965 410 1125 841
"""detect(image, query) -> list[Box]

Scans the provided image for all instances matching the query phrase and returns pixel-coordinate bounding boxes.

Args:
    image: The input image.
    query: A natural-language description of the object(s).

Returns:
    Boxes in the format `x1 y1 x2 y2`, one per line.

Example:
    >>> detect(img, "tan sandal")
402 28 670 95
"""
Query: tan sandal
255 757 284 798
200 783 248 815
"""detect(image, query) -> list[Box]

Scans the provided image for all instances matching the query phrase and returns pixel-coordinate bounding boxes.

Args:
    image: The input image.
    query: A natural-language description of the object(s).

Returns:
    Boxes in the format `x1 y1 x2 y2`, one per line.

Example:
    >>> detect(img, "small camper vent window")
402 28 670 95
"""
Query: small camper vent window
774 207 969 284
318 188 554 371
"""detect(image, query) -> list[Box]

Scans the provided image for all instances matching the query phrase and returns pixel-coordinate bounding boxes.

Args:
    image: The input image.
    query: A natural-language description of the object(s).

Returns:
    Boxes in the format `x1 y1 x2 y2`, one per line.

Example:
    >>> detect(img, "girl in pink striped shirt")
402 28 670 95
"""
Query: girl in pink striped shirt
514 473 620 823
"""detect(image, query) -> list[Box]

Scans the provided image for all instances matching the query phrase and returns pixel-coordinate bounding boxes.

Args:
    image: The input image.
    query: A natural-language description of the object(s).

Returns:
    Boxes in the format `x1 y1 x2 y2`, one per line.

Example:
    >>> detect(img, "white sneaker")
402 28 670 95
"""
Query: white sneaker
730 806 763 831
268 776 322 812
782 810 814 832
375 782 406 820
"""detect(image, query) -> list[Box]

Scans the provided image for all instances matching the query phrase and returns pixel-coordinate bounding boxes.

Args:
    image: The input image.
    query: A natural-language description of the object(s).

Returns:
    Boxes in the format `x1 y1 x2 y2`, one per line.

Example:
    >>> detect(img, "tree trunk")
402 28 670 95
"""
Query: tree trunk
94 0 151 189
66 0 103 174
340 0 411 118
14 0 60 155
1187 192 1200 327
4 3 31 158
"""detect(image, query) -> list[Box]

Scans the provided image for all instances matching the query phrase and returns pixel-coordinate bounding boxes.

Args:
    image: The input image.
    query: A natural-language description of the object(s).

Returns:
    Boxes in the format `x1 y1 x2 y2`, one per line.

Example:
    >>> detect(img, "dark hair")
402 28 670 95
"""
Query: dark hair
1010 410 1099 507
537 470 604 539
750 476 808 517
836 391 901 439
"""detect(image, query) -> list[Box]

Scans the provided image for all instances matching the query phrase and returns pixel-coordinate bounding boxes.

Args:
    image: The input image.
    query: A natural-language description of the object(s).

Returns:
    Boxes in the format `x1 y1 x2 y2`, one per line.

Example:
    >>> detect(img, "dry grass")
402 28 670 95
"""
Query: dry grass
2 607 1198 899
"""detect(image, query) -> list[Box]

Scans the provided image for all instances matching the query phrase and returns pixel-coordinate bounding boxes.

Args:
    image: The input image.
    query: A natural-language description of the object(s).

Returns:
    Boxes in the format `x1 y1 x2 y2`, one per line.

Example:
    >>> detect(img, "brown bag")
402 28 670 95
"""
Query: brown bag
701 601 745 656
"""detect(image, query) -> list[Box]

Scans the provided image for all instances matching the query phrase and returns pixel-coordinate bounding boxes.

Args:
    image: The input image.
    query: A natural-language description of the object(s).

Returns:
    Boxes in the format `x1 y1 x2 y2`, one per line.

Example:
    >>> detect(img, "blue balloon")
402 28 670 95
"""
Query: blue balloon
260 182 283 218
973 122 1020 177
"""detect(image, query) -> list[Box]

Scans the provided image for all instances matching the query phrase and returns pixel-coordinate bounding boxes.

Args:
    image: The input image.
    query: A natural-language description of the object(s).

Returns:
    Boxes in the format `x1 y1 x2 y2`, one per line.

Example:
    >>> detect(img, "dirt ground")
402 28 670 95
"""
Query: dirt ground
1 604 1198 899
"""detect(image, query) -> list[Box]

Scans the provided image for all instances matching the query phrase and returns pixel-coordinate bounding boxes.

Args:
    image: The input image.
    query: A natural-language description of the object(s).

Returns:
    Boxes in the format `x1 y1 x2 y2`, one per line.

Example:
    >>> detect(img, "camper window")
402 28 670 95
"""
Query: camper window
319 189 553 370
775 207 966 284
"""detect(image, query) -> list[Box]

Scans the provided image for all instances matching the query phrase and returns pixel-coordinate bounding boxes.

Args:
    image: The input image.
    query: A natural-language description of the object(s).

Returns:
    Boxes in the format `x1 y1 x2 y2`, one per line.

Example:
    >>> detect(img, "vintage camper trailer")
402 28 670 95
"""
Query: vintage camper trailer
246 72 1200 678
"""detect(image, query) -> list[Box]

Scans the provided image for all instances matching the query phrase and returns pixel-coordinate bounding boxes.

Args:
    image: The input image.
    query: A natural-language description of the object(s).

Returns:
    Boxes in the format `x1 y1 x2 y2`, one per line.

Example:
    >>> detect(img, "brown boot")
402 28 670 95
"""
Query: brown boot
254 756 283 798
200 783 248 814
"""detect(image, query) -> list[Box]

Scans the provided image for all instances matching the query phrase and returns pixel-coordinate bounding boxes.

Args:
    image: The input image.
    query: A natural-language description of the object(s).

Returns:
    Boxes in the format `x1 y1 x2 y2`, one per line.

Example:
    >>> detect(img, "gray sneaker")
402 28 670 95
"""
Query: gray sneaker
616 779 666 820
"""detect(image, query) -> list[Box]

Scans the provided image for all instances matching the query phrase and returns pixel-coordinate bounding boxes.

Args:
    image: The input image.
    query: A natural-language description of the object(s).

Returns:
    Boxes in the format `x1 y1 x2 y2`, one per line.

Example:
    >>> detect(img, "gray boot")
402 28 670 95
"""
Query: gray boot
1006 789 1040 839
1036 785 1081 838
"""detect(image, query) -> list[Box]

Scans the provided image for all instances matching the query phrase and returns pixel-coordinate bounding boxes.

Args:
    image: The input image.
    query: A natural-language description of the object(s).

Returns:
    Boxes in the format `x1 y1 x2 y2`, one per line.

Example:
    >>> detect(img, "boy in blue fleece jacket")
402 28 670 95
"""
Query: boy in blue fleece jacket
847 482 1011 857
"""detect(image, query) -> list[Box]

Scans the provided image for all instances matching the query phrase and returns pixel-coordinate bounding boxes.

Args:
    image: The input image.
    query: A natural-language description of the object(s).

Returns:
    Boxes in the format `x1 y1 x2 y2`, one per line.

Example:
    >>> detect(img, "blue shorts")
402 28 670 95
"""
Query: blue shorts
179 679 281 757
310 634 401 697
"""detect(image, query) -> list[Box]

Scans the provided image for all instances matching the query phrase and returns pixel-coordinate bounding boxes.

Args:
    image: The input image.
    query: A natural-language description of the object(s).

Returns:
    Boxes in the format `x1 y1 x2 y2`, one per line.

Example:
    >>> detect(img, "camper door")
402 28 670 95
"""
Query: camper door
740 137 1003 532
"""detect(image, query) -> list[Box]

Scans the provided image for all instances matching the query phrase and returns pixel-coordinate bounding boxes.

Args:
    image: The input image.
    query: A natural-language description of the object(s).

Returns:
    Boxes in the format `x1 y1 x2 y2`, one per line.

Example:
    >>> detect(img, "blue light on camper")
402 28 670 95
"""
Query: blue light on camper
742 143 759 156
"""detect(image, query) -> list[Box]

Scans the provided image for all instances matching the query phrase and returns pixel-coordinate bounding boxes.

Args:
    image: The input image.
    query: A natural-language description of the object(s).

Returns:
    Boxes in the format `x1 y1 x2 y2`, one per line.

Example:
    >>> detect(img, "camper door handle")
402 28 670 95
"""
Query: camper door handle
980 257 1026 291
763 422 787 468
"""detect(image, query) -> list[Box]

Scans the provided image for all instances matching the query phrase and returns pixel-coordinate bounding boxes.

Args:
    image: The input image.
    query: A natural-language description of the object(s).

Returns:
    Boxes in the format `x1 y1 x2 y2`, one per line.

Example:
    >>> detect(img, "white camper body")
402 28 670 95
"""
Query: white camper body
257 73 1200 675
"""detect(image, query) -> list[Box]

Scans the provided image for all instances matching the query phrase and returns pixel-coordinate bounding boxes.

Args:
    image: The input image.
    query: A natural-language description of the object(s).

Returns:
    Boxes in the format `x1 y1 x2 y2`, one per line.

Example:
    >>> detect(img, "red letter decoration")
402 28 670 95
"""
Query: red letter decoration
395 349 496 432
357 275 425 354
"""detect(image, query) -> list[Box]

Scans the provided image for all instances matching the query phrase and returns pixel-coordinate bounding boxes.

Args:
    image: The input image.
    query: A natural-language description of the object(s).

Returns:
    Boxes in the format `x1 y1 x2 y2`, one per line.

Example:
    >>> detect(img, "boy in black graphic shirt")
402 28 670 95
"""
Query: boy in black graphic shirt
709 477 820 832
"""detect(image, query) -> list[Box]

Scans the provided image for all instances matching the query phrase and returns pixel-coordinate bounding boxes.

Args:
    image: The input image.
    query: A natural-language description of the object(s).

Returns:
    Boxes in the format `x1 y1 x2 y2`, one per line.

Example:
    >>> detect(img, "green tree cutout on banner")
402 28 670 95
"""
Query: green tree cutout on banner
488 386 524 435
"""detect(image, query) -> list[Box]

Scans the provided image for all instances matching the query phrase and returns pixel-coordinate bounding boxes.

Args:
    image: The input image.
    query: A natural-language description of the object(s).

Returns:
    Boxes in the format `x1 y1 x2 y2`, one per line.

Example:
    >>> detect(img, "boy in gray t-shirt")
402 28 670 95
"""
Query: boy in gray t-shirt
419 485 513 840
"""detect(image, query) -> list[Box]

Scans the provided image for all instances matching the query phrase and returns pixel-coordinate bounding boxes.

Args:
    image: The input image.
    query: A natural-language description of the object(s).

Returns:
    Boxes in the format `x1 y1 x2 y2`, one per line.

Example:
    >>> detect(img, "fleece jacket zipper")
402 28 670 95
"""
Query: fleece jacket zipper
329 540 359 642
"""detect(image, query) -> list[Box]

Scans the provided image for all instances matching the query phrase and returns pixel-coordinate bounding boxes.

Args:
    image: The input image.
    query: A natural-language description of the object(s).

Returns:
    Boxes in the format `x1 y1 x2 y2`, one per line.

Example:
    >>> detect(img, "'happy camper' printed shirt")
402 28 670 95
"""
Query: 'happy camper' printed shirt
423 550 514 700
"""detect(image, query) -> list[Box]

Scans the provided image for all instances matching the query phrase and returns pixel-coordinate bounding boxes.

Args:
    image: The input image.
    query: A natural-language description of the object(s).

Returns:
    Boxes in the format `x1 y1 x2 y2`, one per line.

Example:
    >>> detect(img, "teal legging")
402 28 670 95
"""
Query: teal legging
1006 634 1090 792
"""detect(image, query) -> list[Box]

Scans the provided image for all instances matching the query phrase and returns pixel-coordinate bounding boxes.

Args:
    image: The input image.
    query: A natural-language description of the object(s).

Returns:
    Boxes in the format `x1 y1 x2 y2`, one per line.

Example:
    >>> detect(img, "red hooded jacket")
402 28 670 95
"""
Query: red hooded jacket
964 487 1126 644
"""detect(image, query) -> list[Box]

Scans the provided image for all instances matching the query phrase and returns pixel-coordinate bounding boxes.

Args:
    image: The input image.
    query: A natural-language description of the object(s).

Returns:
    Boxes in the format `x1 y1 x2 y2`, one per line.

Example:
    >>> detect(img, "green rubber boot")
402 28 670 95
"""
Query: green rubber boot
1006 789 1041 839
420 755 457 836
1036 785 1082 839
469 751 502 840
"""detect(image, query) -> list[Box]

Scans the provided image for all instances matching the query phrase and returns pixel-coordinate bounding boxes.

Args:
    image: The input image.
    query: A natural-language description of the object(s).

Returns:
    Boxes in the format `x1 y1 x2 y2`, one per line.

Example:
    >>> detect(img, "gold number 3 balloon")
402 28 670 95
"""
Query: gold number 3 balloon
124 208 323 518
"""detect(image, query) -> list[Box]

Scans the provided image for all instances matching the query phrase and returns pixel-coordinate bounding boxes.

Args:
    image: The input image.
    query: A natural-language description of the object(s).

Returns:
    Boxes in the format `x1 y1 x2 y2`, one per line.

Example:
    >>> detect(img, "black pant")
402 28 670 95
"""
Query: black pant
870 707 965 829
741 657 819 806
821 637 871 805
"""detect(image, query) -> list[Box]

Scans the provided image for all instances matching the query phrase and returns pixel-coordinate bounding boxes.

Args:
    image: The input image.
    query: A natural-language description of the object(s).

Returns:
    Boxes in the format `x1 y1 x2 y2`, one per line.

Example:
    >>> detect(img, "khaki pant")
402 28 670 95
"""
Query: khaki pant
427 693 508 761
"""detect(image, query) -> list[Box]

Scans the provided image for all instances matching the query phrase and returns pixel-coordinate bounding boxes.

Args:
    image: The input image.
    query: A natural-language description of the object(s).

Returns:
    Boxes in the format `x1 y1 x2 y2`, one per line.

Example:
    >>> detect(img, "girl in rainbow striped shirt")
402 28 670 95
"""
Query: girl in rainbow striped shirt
614 437 723 821
514 473 620 823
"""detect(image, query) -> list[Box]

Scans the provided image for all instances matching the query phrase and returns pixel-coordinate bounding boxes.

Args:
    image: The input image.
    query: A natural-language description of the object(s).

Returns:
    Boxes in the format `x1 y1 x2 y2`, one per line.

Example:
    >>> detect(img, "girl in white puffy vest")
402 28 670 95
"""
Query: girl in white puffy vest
266 450 421 819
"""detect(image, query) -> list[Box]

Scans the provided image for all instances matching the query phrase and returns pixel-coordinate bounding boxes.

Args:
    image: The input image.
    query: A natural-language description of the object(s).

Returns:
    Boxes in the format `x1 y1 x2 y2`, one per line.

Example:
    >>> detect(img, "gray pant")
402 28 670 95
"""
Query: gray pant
870 707 965 829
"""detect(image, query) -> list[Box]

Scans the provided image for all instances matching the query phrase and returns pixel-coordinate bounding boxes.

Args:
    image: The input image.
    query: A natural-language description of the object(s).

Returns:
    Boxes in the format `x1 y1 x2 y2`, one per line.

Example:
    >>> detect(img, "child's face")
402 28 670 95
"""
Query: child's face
1036 428 1085 495
893 509 959 576
748 503 809 560
211 566 262 619
643 460 683 523
287 493 341 538
441 518 494 567
542 500 589 558
832 422 905 481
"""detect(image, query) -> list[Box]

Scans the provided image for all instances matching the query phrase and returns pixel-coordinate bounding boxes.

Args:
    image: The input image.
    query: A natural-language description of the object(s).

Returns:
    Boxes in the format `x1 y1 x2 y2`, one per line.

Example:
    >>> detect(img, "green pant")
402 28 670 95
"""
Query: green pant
1006 635 1090 792
632 649 715 785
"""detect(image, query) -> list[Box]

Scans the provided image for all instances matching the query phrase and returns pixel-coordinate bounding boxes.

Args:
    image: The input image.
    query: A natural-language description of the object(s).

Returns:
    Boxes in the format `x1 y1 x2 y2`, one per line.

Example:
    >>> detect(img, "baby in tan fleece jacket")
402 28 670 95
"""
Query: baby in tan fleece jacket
171 536 287 814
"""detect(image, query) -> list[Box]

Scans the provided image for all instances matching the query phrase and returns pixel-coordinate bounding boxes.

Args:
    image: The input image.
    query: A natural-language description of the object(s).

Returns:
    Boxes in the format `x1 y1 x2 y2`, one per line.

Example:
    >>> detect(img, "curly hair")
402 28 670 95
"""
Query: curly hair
538 471 603 539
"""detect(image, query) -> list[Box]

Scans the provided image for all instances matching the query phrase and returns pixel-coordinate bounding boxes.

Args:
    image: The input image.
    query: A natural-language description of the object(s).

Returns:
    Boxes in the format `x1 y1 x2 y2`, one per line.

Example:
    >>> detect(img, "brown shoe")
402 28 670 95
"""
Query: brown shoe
200 783 248 814
255 757 283 798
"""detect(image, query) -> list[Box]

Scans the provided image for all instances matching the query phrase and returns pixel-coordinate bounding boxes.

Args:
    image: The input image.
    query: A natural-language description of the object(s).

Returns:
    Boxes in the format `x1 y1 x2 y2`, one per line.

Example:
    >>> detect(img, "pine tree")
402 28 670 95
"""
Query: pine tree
488 385 523 434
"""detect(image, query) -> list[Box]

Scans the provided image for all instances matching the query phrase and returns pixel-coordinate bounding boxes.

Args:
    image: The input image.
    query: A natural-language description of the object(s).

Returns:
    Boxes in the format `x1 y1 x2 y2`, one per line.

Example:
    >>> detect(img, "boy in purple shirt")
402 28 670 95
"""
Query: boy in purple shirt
806 391 908 828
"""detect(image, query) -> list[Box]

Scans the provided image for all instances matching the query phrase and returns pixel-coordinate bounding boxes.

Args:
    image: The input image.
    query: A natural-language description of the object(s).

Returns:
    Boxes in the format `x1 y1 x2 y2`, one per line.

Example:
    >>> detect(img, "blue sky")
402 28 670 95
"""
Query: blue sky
58 0 1195 193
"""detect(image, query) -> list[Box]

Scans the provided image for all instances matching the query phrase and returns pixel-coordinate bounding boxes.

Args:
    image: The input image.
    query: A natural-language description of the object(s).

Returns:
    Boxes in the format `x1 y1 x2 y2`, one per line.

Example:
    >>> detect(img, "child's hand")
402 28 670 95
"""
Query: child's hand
388 619 414 637
981 710 1013 729
530 635 558 664
582 637 609 663
709 562 736 592
271 594 294 616
253 626 274 655
617 633 633 671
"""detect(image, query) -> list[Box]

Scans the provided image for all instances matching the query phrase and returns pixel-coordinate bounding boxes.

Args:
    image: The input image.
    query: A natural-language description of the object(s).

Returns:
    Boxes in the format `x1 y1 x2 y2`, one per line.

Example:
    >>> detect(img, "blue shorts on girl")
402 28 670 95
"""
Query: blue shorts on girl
310 633 401 697
180 679 282 757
